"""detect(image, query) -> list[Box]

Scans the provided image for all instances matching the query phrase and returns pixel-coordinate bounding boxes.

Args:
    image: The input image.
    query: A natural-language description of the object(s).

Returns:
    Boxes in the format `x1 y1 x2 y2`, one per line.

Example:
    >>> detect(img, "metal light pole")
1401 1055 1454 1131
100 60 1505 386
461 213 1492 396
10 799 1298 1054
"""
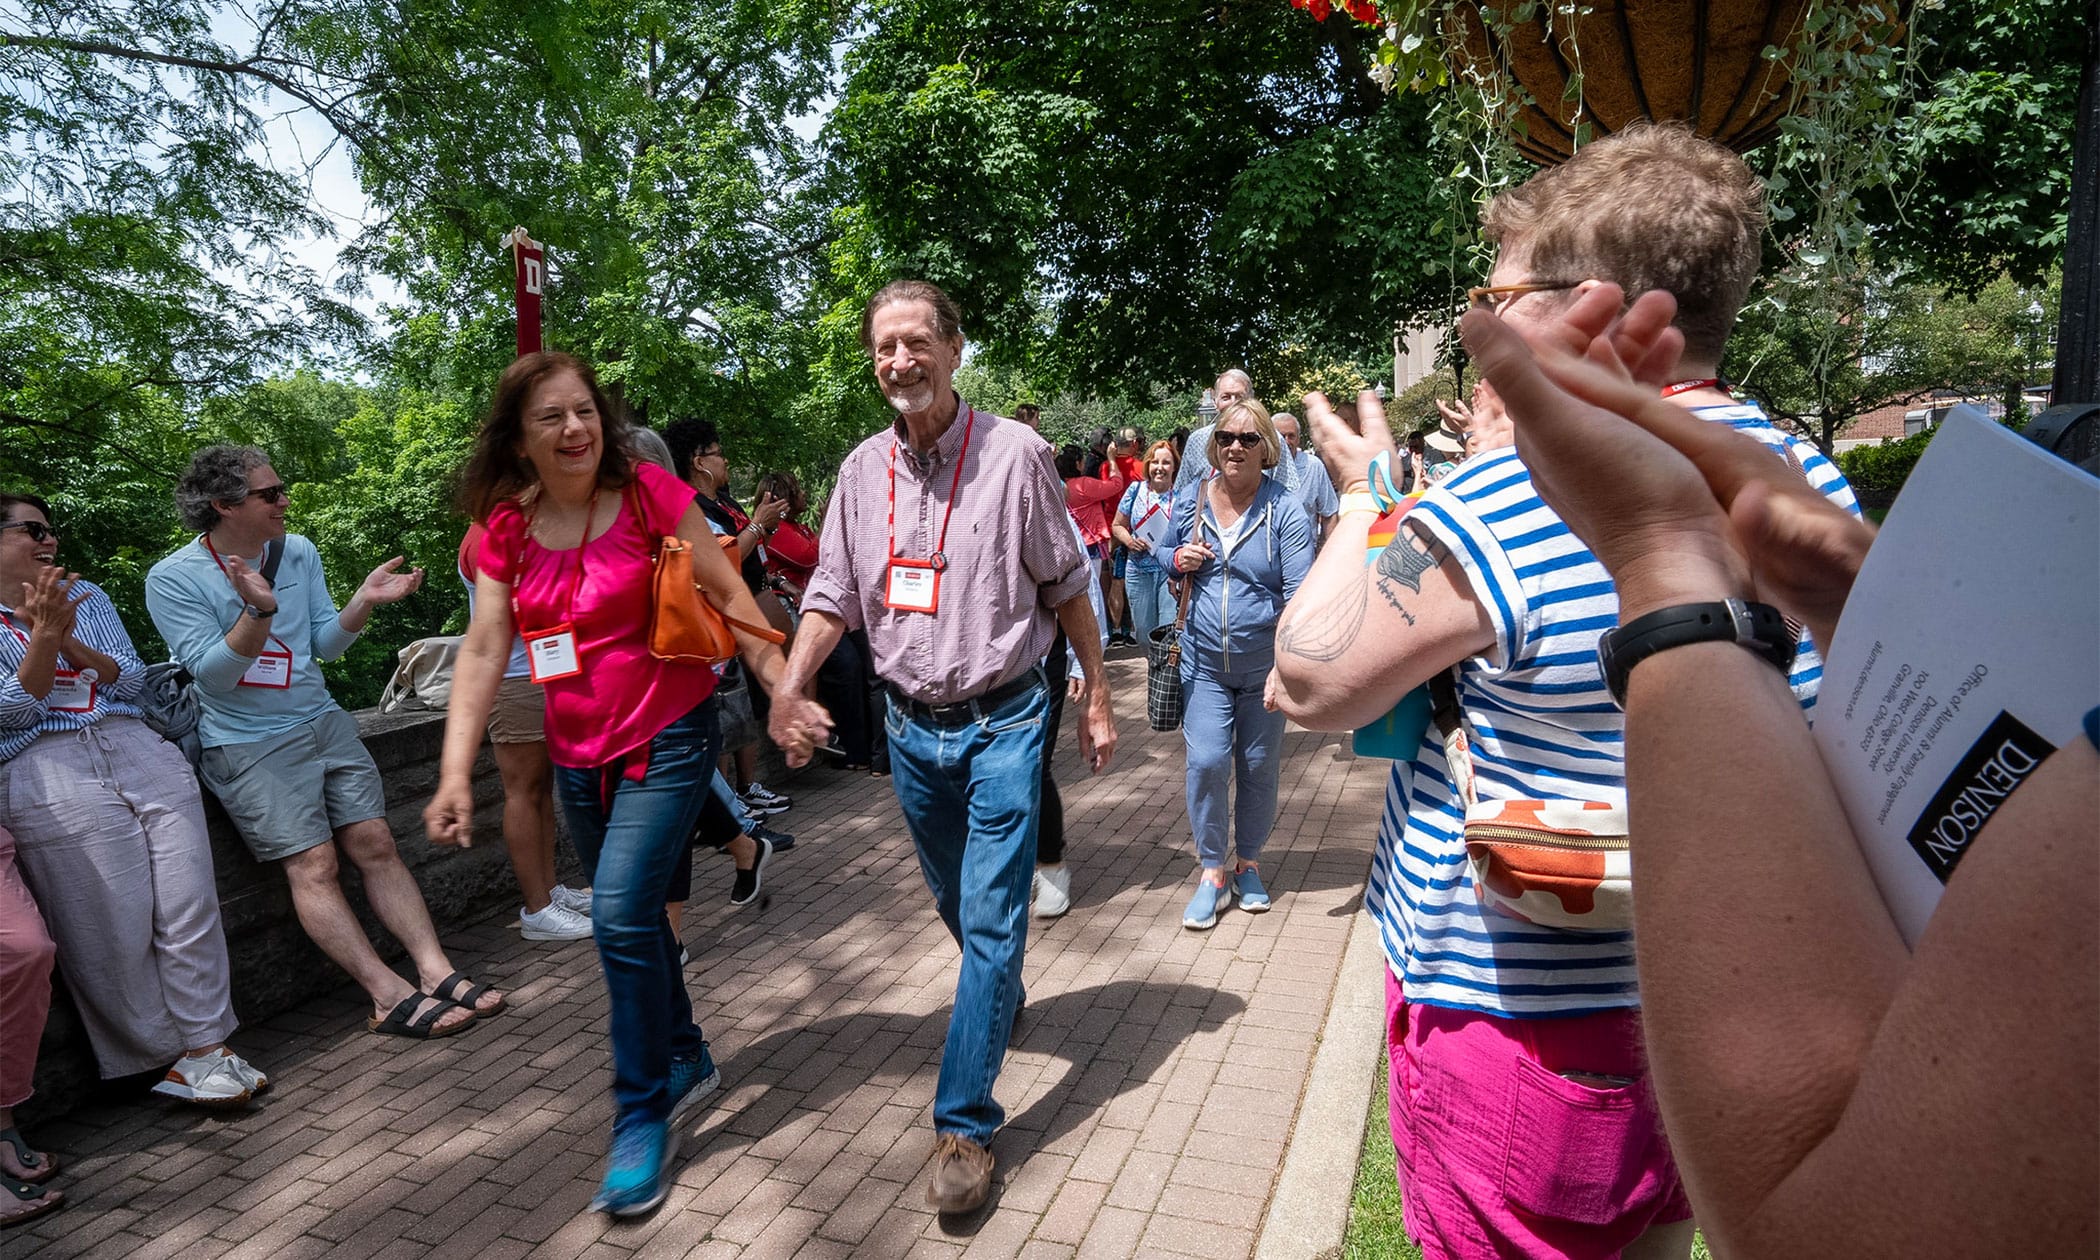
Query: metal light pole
2027 0 2100 472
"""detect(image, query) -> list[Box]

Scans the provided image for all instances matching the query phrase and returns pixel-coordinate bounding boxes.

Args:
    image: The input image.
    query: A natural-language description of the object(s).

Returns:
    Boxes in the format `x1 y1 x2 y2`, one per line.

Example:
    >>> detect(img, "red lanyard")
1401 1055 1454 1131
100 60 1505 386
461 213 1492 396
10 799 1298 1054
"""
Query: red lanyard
1660 378 1723 398
0 609 27 648
202 535 291 654
886 409 976 571
518 487 599 627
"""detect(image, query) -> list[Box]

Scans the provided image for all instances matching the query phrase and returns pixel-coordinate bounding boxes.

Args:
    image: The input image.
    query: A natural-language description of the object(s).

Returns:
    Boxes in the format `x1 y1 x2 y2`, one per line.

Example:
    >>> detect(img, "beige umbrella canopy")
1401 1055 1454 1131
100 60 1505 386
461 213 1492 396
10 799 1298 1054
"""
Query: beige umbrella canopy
1451 0 1820 164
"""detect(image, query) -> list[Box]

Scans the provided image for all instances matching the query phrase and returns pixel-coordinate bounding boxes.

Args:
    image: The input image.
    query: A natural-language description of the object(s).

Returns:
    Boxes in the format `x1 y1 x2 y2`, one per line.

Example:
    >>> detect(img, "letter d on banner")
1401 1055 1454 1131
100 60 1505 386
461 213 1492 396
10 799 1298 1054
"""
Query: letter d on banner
501 226 545 357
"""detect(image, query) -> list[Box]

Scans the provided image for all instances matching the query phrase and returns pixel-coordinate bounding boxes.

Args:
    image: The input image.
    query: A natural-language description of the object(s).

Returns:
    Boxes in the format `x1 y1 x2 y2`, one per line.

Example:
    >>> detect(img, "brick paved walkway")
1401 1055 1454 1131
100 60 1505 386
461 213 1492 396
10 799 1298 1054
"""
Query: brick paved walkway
10 653 1387 1260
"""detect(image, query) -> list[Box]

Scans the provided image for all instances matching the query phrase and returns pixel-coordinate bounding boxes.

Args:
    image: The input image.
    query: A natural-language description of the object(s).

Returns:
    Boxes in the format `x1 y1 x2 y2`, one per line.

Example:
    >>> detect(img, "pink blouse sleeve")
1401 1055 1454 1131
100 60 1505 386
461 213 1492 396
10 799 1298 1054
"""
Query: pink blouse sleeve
478 502 525 583
634 463 699 537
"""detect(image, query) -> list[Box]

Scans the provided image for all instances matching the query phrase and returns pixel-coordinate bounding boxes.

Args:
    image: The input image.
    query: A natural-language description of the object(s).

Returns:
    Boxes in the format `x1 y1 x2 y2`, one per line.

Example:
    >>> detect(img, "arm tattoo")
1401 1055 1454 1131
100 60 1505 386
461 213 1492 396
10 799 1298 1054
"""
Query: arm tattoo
1278 528 1451 664
1277 575 1370 663
1377 527 1447 594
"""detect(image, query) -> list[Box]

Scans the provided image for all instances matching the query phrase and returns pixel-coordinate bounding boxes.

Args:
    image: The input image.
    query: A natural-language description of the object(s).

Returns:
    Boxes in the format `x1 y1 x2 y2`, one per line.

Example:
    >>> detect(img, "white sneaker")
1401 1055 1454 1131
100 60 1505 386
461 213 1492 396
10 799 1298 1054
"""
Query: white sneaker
521 901 594 941
1033 866 1071 919
550 884 593 915
151 1051 254 1108
219 1049 271 1095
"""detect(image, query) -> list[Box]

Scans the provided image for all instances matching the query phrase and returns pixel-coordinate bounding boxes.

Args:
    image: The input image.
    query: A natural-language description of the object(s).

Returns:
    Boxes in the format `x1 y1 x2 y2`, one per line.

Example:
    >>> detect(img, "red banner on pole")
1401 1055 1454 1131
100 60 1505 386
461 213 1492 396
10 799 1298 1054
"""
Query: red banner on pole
503 227 544 357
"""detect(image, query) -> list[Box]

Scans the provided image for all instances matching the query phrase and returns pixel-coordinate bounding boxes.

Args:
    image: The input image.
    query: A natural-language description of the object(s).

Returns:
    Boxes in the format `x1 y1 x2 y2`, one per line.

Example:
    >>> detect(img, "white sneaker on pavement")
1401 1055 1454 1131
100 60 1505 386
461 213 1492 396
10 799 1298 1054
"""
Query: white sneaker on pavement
522 901 594 941
550 884 593 915
1033 866 1071 919
218 1049 271 1095
151 1051 254 1108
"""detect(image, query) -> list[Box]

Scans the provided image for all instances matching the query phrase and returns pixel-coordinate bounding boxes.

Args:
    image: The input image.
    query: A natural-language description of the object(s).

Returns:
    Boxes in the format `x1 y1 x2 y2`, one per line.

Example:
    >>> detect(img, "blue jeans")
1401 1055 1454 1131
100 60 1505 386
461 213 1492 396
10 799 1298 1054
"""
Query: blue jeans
1180 651 1287 869
1127 565 1173 645
884 677 1048 1145
553 699 719 1129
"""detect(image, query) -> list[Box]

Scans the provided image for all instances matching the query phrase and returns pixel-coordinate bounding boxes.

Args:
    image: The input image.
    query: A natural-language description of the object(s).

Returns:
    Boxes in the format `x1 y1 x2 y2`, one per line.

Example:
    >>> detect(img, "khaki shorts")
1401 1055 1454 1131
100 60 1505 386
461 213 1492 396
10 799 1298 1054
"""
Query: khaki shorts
486 674 547 745
200 709 386 862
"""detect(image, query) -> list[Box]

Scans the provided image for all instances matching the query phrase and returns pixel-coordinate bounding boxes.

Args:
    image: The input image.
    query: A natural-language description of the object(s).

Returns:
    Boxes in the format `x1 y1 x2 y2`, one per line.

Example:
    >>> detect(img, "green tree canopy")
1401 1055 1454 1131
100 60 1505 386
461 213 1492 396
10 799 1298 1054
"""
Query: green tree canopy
827 0 1453 400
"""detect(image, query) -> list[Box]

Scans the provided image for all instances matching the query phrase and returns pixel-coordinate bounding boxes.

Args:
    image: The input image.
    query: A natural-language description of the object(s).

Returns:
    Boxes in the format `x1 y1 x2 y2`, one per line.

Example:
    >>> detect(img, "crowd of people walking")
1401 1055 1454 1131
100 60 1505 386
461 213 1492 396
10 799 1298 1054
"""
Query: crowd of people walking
1 122 2091 1259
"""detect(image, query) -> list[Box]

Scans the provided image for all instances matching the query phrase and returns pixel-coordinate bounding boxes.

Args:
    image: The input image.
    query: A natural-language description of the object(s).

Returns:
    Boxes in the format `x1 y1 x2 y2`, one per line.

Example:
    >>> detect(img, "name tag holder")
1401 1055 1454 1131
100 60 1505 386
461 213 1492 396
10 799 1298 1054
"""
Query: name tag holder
885 555 945 614
48 668 97 713
525 623 583 683
240 640 294 689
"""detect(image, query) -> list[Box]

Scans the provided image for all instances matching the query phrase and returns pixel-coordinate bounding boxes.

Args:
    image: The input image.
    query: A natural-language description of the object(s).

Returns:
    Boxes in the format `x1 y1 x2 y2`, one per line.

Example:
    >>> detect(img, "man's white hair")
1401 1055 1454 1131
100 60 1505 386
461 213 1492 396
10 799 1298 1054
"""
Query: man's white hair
1215 368 1253 394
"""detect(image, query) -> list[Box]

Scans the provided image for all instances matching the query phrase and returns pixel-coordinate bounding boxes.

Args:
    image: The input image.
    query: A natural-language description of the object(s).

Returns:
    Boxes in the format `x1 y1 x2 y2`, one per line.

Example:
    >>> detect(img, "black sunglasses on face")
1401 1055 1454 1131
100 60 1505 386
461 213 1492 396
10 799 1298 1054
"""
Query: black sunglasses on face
1215 431 1264 448
243 484 291 505
0 521 57 543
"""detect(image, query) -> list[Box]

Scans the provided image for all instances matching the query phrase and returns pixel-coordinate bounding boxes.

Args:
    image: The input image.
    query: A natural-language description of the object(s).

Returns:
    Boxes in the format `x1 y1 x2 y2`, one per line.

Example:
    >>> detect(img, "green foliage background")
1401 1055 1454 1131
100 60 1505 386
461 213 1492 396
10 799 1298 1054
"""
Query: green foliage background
0 0 2085 705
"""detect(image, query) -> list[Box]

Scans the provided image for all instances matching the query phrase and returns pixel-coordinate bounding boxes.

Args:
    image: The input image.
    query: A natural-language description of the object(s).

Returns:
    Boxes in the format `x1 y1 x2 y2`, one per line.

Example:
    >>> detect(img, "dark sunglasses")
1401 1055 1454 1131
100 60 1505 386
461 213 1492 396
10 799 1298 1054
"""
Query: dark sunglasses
240 483 291 506
1215 431 1265 448
0 521 57 543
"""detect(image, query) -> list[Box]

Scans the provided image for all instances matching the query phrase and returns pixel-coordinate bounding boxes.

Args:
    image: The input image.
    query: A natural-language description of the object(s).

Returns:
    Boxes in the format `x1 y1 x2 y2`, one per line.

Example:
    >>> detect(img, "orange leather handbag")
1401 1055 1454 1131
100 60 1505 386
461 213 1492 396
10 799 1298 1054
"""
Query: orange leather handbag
640 489 785 665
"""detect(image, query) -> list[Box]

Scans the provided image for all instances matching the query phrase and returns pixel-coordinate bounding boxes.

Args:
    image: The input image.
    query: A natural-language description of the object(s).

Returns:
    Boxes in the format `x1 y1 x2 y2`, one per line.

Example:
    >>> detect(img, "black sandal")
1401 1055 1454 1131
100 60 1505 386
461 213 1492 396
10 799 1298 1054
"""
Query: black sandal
0 1129 55 1185
1 1173 62 1229
430 971 505 1016
366 992 474 1039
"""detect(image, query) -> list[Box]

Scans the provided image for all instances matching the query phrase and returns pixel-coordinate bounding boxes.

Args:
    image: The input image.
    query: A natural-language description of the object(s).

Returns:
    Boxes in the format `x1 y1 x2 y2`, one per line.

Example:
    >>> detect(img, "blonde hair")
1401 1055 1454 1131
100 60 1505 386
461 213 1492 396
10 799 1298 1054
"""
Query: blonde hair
1209 399 1282 470
1480 122 1764 363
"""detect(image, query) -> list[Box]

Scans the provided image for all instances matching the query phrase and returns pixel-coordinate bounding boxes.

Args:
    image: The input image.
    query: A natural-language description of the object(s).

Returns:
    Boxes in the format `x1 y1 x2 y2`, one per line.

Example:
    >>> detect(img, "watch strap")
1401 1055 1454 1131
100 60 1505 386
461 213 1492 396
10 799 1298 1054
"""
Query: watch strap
1596 599 1794 707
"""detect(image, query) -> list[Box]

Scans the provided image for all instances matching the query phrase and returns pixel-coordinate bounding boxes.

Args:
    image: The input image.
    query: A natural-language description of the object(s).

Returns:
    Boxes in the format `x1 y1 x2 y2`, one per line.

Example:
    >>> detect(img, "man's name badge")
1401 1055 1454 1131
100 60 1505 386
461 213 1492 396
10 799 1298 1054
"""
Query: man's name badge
48 669 96 712
527 625 583 683
239 644 293 689
885 561 941 613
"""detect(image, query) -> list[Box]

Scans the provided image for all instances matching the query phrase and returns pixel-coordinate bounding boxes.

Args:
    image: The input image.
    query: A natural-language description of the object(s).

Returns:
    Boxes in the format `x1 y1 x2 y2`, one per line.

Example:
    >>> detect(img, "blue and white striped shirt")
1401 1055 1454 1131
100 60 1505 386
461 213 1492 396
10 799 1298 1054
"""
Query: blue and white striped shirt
1367 404 1858 1017
0 581 150 762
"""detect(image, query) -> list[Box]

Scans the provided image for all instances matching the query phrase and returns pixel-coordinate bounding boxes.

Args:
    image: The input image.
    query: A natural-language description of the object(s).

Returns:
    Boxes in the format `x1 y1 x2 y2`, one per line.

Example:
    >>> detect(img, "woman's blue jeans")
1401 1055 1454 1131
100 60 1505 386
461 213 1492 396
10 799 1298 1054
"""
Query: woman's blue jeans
1126 565 1174 645
1180 651 1287 869
884 677 1047 1146
553 698 719 1129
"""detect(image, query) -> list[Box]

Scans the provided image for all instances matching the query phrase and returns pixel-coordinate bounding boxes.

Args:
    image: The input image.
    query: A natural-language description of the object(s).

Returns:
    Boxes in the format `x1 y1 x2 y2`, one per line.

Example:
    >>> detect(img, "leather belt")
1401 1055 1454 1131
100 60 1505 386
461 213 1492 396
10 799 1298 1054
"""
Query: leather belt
887 668 1045 728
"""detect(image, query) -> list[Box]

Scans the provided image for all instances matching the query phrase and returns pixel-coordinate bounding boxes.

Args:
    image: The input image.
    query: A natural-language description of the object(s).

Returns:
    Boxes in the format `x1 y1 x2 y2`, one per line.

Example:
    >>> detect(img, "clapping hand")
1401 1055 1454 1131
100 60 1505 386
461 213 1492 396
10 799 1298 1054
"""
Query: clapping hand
220 555 278 612
1463 286 1872 641
356 557 426 607
19 567 88 641
1304 389 1398 495
1434 397 1475 433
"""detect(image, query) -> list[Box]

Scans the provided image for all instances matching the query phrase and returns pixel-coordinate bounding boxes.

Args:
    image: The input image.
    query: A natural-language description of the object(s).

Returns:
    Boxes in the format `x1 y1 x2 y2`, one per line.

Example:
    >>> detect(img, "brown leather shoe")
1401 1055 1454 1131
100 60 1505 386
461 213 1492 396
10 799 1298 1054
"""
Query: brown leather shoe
925 1132 994 1213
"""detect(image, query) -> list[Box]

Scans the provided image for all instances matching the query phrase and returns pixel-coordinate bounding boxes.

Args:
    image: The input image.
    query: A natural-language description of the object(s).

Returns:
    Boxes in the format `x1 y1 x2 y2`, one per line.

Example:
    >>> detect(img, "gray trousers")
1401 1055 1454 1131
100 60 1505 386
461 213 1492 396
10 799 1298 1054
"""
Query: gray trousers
0 717 237 1076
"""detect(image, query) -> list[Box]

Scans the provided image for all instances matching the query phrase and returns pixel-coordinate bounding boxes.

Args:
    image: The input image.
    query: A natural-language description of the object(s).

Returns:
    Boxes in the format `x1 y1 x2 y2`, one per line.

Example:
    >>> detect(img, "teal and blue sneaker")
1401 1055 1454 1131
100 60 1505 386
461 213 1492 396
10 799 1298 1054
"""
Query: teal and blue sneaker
1232 866 1272 913
669 1046 722 1129
590 1118 673 1218
1182 877 1235 930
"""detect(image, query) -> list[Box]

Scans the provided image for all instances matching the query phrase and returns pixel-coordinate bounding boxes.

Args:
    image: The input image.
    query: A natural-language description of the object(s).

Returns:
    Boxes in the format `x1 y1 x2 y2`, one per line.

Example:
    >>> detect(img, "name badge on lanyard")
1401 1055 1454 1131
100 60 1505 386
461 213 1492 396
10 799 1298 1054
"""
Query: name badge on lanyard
885 560 942 613
241 640 294 689
48 668 97 713
518 488 599 685
526 624 583 682
885 410 975 617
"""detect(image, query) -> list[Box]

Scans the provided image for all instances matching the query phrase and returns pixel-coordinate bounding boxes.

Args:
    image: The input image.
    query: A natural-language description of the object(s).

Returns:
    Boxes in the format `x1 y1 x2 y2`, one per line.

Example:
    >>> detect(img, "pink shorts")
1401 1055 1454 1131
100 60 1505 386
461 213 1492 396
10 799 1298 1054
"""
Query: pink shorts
1385 971 1691 1259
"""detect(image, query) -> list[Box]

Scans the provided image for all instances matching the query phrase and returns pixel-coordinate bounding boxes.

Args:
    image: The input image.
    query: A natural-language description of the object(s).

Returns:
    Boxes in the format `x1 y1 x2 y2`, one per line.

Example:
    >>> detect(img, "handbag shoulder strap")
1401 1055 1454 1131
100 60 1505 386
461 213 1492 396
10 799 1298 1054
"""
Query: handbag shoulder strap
1428 667 1476 807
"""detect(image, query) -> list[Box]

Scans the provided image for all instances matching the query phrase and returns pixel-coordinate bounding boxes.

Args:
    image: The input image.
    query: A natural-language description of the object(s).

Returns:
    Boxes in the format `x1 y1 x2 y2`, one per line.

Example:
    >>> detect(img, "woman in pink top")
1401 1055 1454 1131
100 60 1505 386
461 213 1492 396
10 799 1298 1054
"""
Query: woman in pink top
425 352 830 1219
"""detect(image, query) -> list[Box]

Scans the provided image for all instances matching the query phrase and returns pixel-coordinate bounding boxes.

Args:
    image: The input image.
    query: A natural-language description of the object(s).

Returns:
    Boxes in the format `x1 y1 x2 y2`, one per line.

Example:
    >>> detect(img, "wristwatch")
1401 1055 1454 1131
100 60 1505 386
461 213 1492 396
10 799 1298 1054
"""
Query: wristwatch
1596 599 1794 708
242 601 278 620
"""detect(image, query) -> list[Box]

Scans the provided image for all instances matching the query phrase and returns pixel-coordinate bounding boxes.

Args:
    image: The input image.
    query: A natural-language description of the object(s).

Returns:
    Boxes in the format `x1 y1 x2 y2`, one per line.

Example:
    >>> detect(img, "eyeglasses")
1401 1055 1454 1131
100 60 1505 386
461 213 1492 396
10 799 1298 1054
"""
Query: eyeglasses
1215 431 1264 448
1466 280 1582 314
0 521 57 543
244 483 291 505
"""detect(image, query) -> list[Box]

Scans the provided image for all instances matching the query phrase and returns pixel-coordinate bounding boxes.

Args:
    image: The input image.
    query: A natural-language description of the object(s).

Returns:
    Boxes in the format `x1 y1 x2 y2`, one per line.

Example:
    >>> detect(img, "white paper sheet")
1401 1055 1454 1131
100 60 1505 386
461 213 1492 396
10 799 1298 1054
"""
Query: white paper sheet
1813 409 2100 947
1132 503 1173 554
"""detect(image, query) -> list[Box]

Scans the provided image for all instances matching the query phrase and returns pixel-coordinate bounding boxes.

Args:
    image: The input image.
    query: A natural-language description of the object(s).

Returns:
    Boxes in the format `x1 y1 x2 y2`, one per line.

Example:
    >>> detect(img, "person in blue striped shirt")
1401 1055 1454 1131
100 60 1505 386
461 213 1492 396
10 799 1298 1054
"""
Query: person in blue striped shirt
1272 123 1859 1260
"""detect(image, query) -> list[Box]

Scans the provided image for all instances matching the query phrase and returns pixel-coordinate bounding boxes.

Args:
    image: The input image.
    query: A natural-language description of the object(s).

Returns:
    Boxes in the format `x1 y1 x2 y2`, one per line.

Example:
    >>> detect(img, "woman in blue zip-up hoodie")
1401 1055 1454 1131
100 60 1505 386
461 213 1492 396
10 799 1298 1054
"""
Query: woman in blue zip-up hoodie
1169 399 1316 930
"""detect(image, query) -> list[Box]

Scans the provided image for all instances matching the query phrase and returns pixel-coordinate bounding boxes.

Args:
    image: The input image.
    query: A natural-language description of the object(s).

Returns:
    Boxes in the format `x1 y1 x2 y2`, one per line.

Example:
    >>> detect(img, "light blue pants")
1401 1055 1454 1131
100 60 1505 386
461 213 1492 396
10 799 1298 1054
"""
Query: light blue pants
1126 566 1174 645
1179 651 1287 869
